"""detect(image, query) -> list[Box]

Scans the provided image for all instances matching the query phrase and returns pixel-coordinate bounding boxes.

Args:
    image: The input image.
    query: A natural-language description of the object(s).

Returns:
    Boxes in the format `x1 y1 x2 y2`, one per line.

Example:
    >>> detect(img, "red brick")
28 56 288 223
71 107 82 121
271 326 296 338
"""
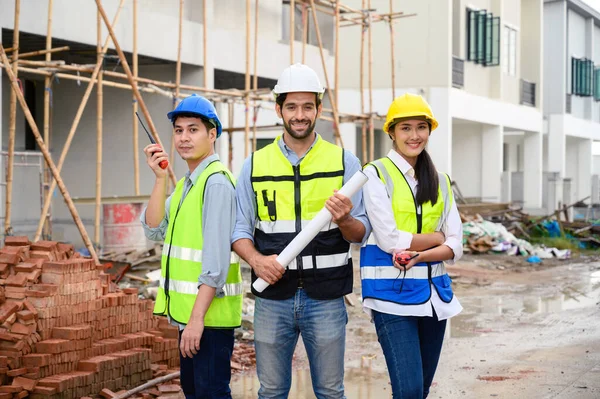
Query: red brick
4 237 30 247
0 254 19 266
26 270 41 283
0 304 18 324
11 377 36 392
6 368 26 377
15 390 28 399
9 323 34 336
122 288 139 295
29 242 57 252
0 386 21 393
34 339 69 354
15 312 34 323
4 274 27 288
0 393 9 399
21 354 50 368
29 252 54 261
158 385 180 393
31 385 56 395
0 265 6 276
100 388 117 398
21 302 37 319
13 264 36 273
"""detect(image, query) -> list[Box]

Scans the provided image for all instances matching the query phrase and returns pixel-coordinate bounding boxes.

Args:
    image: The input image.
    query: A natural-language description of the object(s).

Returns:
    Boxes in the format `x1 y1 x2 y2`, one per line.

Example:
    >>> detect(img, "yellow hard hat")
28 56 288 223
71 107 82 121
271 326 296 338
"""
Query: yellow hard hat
383 93 439 133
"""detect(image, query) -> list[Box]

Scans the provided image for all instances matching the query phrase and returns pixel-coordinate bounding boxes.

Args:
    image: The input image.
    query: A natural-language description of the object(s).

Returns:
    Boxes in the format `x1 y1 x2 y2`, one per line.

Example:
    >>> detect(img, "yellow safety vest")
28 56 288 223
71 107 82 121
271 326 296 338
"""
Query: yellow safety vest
250 135 352 300
153 160 243 327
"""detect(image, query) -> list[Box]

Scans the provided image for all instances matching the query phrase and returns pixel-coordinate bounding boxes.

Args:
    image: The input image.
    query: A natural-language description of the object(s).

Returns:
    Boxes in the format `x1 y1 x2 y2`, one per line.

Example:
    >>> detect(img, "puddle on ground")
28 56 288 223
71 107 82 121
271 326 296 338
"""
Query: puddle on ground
231 365 391 399
447 267 600 338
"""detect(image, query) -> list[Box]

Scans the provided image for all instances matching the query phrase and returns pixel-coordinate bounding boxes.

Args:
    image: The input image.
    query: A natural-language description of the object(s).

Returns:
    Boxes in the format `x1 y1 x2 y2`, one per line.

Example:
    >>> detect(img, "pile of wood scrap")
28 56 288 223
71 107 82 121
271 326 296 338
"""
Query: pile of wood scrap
100 245 162 268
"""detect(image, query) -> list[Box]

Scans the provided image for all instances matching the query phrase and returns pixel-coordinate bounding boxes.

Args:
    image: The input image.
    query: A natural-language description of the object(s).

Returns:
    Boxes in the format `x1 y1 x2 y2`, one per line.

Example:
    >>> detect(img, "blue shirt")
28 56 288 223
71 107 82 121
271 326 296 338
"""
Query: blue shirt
232 133 371 244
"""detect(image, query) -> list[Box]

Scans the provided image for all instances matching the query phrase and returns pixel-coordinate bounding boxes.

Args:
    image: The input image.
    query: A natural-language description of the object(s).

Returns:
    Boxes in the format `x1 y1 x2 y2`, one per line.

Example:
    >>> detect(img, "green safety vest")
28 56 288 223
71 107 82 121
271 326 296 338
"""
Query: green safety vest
153 160 243 327
250 135 352 300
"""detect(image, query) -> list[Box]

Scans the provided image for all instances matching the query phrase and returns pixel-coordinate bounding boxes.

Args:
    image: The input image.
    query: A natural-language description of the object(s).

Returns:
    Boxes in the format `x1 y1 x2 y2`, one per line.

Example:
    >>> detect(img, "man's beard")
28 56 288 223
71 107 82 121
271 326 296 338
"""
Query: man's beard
283 118 316 140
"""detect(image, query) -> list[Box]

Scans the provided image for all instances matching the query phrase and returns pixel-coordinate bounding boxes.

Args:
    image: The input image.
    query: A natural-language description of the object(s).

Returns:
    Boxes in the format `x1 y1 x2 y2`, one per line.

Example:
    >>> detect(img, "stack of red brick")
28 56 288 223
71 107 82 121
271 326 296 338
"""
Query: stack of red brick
0 237 180 399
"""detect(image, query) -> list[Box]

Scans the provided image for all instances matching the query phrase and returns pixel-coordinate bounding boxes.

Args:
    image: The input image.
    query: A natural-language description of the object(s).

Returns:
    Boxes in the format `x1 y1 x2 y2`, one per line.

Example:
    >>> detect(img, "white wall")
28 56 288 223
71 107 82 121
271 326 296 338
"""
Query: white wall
543 1 567 115
520 0 543 111
594 154 600 175
452 122 482 199
339 0 451 91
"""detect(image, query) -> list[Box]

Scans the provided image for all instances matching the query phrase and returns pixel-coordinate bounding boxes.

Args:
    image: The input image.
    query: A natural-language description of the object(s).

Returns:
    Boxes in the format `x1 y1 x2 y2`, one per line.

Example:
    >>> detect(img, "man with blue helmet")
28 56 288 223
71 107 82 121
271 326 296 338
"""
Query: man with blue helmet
141 94 242 399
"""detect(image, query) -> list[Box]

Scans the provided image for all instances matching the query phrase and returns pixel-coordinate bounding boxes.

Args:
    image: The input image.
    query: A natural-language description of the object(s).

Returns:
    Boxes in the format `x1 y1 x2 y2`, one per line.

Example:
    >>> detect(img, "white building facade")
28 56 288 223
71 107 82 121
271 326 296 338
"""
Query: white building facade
544 0 600 212
337 0 545 210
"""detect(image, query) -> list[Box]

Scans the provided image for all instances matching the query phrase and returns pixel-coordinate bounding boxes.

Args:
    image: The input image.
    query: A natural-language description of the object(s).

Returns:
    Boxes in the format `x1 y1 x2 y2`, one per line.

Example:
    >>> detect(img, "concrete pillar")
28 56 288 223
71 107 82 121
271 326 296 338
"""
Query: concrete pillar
577 138 593 202
427 89 452 175
481 125 503 202
523 130 543 208
339 123 358 159
204 0 215 90
548 114 566 178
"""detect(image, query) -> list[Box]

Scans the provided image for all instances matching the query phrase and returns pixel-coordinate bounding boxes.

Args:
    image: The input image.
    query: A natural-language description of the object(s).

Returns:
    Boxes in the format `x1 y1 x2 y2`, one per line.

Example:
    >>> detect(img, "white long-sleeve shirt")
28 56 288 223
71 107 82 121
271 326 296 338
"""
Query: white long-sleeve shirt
362 150 463 321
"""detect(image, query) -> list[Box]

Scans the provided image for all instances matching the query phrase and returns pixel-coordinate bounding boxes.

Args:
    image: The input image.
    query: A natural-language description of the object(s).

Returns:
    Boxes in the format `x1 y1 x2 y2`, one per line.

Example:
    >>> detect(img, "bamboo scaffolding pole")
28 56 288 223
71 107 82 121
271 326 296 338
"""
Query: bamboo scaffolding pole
0 45 99 264
360 0 366 162
389 0 396 99
33 0 125 242
252 0 259 152
42 0 53 239
95 0 177 187
170 0 183 189
244 0 251 157
5 0 20 235
334 0 339 129
95 10 103 246
17 46 68 59
367 2 374 162
302 3 308 64
203 0 207 88
308 0 344 148
133 0 140 196
228 102 234 171
290 0 295 64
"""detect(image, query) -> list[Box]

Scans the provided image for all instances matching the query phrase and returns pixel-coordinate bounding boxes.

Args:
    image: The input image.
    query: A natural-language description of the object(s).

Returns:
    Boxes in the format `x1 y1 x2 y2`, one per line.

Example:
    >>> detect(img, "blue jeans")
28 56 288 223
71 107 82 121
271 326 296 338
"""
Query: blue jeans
372 310 447 399
254 289 347 399
178 328 234 399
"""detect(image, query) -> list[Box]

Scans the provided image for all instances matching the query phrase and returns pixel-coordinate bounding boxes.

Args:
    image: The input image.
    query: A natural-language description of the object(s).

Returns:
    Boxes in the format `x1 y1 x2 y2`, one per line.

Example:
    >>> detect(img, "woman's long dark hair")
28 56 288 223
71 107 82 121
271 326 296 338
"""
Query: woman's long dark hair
414 149 439 206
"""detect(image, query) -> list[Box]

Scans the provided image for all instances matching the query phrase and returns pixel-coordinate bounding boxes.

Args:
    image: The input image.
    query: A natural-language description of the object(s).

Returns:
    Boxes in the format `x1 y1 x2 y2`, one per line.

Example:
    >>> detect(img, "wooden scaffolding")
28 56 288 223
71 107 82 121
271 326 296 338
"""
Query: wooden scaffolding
0 0 413 265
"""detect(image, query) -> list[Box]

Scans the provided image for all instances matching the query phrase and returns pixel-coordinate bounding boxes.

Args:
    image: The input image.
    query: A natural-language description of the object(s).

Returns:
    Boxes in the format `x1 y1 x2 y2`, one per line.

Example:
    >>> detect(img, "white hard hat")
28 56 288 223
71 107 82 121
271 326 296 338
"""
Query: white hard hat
272 63 325 100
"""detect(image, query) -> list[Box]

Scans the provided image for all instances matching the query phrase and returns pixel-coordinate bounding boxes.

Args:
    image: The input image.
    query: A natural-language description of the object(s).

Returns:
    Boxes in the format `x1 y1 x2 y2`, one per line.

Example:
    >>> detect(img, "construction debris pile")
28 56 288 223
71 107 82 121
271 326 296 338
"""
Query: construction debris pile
459 201 600 260
0 237 182 399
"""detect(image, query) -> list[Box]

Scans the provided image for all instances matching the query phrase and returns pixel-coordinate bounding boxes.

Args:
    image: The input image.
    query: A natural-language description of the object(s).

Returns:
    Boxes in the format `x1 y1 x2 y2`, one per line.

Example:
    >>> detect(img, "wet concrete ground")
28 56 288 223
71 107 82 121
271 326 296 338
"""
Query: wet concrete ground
231 253 600 398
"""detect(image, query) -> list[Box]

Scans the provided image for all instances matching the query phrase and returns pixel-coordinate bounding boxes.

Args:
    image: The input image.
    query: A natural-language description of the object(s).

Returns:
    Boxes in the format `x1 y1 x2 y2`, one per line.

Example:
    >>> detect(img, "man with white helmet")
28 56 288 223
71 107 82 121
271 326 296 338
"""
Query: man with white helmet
232 64 371 398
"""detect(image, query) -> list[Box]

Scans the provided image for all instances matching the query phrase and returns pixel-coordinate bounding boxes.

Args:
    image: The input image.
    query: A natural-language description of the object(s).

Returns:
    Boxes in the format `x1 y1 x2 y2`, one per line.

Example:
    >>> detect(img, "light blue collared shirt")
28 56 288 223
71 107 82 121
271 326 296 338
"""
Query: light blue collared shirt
232 133 371 244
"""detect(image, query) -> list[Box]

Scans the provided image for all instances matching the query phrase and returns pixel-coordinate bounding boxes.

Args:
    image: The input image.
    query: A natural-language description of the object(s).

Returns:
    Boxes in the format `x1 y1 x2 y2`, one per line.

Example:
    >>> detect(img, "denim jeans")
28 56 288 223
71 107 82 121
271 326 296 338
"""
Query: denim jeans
372 310 447 399
254 289 348 399
178 328 235 399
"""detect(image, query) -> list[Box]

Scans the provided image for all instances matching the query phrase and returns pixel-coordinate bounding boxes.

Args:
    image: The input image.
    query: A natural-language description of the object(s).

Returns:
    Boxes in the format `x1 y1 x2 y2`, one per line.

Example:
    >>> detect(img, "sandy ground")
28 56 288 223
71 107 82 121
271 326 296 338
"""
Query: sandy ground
230 251 600 399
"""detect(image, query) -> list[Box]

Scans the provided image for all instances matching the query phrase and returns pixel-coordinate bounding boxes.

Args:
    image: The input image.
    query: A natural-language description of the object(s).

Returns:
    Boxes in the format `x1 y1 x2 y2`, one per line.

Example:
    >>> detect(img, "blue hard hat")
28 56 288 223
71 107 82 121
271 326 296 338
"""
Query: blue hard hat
167 94 223 138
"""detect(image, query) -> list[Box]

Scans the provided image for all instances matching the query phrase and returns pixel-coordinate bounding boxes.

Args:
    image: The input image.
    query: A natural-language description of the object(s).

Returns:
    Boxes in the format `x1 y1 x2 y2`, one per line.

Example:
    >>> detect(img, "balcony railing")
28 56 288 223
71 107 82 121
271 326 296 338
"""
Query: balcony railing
452 57 464 88
520 79 536 107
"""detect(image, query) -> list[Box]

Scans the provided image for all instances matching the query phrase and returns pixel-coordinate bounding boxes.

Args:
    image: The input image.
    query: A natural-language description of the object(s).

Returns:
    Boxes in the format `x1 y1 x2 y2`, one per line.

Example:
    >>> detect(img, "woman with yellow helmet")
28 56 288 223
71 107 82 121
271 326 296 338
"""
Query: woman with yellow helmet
360 93 464 398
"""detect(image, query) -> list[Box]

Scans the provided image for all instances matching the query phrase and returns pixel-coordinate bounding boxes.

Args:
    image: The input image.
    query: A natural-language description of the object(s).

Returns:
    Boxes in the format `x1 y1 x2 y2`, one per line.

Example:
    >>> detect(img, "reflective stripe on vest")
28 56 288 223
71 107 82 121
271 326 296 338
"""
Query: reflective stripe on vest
359 158 455 304
159 277 243 297
162 243 240 264
360 262 446 280
256 219 339 234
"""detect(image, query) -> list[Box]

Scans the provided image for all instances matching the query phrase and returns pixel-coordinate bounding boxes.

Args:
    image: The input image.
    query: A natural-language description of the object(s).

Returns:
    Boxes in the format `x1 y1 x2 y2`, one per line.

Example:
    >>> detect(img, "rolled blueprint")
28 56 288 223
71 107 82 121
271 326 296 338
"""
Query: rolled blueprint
252 170 369 292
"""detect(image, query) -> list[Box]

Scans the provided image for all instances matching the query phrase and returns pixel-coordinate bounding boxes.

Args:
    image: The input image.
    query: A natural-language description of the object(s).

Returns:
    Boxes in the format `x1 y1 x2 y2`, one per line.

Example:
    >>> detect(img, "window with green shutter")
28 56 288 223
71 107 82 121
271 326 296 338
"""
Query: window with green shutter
594 67 600 101
572 57 594 97
466 9 500 67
